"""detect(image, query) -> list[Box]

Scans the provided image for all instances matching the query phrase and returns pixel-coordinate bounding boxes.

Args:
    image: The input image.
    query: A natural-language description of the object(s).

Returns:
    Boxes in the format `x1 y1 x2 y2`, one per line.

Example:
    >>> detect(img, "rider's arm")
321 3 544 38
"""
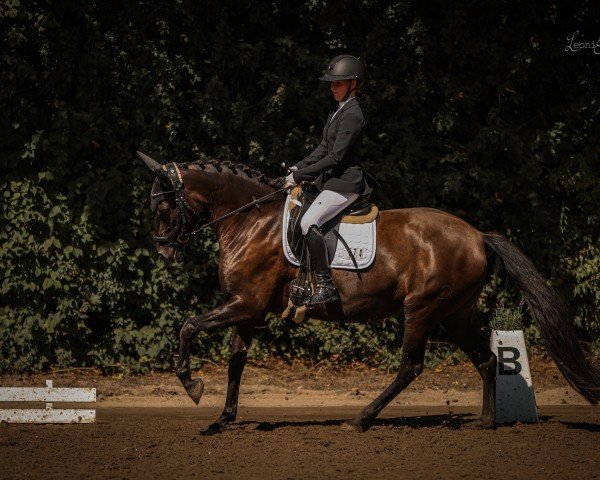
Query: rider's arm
294 137 327 170
292 111 363 183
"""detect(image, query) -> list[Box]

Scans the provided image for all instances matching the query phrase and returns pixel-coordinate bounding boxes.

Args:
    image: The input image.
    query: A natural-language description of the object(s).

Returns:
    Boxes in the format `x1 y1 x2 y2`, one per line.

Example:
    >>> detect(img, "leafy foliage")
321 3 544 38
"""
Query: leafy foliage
1 0 598 373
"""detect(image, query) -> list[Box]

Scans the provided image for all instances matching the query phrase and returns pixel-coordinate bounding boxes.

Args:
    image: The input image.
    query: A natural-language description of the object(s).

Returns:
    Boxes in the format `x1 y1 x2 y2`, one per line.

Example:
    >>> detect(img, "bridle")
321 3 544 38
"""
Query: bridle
151 163 202 248
151 162 289 249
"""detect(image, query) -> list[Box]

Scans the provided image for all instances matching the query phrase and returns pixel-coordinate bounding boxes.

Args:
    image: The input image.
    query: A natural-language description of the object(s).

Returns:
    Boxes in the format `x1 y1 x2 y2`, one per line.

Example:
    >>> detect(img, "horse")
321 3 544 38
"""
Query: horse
139 152 600 433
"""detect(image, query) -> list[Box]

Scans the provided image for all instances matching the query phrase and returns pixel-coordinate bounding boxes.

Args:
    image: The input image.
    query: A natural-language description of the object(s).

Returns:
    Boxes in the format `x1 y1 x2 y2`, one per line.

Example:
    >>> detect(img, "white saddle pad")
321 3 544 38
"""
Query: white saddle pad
281 195 377 270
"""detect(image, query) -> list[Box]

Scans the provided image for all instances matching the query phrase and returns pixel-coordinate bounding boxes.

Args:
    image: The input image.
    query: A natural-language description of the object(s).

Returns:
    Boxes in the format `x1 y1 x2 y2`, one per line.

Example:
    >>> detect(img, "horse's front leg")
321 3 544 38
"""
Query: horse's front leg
205 323 255 434
176 296 251 404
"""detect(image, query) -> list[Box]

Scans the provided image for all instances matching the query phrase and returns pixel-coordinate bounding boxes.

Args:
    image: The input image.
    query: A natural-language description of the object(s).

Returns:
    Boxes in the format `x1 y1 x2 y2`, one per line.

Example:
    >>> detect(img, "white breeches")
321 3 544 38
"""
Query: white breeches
300 189 360 235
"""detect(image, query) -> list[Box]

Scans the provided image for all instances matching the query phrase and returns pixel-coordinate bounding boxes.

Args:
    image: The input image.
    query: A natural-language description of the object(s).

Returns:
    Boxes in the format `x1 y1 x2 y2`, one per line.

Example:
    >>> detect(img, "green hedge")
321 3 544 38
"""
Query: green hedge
1 0 598 373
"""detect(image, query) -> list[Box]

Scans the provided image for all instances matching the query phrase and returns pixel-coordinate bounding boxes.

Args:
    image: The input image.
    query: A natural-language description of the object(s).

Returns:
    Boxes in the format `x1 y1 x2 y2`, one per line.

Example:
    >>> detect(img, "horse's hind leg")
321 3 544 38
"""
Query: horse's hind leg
444 312 497 428
204 323 255 434
343 310 430 432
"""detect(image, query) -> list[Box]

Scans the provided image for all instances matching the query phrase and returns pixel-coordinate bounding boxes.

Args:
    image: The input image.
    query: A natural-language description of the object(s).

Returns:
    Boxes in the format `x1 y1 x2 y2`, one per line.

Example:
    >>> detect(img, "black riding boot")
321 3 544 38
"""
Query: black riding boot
305 225 339 306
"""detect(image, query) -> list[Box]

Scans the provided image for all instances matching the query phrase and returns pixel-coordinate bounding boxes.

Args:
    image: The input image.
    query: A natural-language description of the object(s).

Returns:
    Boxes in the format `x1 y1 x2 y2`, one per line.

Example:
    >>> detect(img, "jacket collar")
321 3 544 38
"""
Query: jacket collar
337 96 358 112
329 97 358 123
325 97 358 138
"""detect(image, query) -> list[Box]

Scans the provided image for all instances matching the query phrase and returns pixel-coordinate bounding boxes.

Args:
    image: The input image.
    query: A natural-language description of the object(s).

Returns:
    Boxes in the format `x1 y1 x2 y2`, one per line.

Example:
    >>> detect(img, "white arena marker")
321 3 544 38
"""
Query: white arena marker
491 330 539 424
0 379 96 424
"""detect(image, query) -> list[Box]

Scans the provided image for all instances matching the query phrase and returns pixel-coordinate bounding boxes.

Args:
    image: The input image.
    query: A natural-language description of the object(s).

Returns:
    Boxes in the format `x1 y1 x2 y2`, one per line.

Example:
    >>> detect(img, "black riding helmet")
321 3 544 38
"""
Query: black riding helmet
319 55 364 101
319 54 365 82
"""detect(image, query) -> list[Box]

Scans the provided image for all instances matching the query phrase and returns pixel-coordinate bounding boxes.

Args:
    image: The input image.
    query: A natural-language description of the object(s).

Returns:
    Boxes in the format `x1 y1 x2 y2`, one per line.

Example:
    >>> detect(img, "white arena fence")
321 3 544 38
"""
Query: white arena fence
0 380 96 424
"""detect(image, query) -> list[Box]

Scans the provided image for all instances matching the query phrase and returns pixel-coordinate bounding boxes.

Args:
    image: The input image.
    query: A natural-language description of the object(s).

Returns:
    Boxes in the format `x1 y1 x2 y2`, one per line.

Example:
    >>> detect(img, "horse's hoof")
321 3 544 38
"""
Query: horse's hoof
470 417 496 430
187 379 205 405
201 422 226 436
341 421 365 433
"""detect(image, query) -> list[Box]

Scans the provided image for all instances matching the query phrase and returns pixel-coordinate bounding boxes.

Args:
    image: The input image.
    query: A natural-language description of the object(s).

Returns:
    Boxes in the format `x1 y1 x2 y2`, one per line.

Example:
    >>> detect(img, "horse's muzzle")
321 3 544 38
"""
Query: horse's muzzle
157 245 182 264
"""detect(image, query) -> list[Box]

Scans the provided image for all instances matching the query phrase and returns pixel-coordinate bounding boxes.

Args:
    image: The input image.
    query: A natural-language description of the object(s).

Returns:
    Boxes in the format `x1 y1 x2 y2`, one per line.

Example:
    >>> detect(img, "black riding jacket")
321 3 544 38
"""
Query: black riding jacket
292 97 372 196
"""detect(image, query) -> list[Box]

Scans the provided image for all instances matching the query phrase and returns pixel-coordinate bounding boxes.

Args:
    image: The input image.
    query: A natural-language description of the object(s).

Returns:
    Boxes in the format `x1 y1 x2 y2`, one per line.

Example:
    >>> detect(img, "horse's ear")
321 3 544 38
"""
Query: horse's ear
137 150 170 185
137 150 162 170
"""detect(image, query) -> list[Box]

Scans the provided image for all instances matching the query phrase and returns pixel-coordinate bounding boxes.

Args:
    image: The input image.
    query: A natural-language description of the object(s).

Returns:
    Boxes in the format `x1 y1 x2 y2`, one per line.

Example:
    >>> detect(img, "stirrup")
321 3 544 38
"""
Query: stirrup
305 282 339 306
290 274 311 306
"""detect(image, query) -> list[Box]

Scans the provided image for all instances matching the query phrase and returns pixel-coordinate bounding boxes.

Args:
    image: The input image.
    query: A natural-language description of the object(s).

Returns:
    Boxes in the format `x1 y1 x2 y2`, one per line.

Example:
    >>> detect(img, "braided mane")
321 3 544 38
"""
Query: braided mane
181 159 278 189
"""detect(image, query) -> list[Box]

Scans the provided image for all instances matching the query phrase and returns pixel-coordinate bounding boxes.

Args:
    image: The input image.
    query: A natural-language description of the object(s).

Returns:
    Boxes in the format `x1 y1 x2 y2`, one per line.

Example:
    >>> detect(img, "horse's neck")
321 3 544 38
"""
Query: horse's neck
209 180 273 223
215 196 283 253
185 166 279 247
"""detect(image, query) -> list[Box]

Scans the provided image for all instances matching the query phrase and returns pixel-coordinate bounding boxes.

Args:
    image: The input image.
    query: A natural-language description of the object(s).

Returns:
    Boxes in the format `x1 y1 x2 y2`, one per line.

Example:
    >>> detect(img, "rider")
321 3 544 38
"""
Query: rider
284 54 372 307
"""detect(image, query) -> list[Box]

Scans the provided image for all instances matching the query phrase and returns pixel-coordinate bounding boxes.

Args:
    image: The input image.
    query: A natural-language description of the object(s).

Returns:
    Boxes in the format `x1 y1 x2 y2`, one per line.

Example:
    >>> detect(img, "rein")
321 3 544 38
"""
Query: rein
197 188 288 231
154 162 288 248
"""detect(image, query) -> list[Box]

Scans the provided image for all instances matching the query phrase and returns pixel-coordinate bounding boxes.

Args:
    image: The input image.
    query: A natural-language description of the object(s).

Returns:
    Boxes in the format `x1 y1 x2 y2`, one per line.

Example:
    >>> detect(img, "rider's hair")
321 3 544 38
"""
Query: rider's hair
354 79 365 101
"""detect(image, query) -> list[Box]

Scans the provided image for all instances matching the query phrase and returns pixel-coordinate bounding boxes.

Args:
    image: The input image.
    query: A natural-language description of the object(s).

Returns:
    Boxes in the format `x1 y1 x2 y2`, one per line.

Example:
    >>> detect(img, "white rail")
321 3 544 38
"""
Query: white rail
0 380 96 424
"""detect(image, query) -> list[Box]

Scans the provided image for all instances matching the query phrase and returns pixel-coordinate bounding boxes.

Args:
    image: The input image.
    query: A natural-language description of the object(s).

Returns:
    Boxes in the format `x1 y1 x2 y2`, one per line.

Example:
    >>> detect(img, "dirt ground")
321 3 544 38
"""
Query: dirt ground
1 356 598 479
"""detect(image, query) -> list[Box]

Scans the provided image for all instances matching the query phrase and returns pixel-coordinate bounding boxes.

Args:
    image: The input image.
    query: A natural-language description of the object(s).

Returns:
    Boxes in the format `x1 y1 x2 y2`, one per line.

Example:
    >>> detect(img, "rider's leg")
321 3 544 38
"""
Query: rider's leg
299 189 360 236
300 190 359 306
304 224 339 305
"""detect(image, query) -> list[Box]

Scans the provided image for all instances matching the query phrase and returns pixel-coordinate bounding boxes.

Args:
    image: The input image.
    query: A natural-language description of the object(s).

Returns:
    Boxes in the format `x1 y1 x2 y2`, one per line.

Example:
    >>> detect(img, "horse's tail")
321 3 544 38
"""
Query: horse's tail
483 232 600 404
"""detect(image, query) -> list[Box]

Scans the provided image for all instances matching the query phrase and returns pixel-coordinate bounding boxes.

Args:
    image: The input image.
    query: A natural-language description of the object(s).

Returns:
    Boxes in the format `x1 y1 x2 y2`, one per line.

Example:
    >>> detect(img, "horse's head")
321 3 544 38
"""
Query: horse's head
138 151 209 263
139 151 281 263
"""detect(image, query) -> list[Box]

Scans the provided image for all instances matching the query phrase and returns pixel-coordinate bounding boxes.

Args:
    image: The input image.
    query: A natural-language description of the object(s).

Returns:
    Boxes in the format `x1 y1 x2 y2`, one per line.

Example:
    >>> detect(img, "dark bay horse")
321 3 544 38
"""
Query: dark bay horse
141 154 600 432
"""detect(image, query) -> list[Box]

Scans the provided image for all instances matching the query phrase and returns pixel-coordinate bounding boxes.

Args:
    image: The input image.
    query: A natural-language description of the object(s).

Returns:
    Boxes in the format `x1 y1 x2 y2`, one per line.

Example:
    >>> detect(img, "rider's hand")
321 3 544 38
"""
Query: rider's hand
272 176 288 189
284 172 297 189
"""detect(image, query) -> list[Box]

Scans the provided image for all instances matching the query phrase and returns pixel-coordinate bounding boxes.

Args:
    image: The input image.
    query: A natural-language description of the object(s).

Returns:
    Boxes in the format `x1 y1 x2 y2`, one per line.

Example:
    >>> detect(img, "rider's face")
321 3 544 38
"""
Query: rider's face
330 80 356 102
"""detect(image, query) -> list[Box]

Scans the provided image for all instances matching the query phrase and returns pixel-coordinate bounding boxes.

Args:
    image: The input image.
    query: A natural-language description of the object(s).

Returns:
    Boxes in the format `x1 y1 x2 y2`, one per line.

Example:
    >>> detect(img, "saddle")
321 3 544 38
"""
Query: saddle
284 184 378 271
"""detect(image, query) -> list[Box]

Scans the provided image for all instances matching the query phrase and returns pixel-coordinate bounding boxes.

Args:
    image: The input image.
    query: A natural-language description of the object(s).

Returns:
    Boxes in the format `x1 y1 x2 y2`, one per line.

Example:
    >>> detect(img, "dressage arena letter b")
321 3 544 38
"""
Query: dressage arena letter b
498 346 522 375
491 330 538 423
